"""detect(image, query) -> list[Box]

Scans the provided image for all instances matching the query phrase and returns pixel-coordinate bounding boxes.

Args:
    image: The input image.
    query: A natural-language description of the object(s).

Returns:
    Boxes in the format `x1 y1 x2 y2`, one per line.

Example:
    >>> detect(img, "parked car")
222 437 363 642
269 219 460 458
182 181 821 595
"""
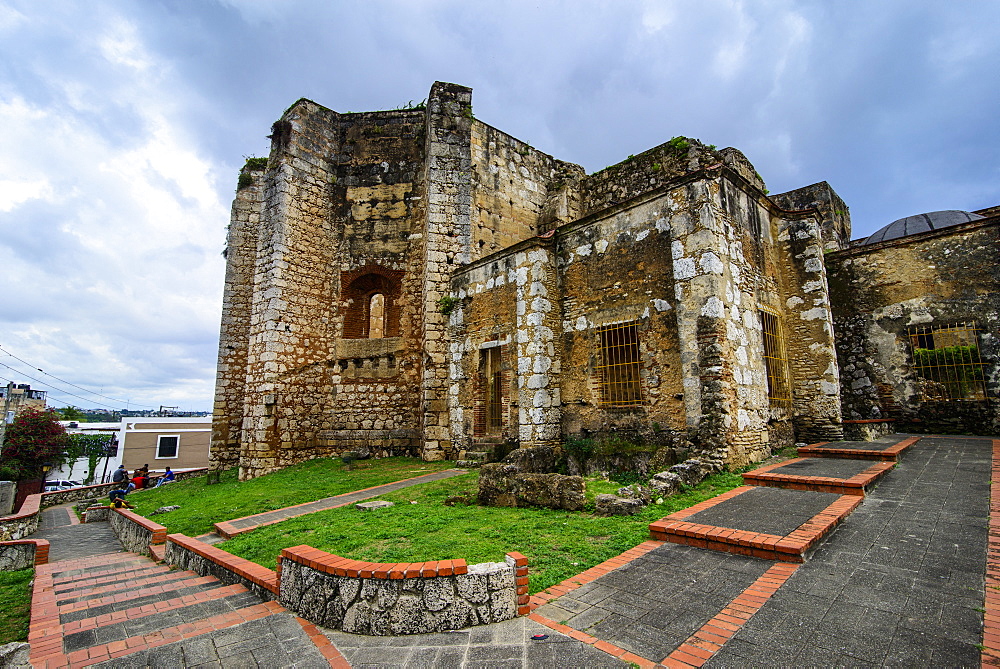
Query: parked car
44 479 83 492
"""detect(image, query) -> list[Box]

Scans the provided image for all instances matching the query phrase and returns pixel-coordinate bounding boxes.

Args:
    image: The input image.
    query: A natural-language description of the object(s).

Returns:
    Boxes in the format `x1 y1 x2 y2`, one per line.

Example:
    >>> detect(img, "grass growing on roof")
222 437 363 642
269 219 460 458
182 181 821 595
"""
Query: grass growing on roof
0 568 33 643
125 457 455 537
219 469 744 594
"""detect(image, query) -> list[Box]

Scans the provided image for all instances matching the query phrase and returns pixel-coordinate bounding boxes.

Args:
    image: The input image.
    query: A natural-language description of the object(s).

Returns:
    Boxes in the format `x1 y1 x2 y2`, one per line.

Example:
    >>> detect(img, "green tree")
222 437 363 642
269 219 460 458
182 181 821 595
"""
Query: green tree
56 406 84 421
67 433 115 484
0 408 70 481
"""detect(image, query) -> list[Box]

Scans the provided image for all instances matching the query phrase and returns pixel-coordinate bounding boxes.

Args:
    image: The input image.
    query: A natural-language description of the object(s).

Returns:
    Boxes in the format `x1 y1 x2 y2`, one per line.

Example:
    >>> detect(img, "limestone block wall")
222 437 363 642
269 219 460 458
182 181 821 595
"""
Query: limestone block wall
212 165 263 470
665 171 779 468
582 138 724 215
470 120 584 256
826 218 1000 434
770 181 852 253
556 194 684 439
419 82 475 461
772 215 844 443
230 97 431 477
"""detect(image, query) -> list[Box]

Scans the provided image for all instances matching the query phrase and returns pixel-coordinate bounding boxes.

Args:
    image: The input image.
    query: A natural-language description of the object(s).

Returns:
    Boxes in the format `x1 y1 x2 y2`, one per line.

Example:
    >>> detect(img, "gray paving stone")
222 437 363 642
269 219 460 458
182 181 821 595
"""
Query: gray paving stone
688 485 842 536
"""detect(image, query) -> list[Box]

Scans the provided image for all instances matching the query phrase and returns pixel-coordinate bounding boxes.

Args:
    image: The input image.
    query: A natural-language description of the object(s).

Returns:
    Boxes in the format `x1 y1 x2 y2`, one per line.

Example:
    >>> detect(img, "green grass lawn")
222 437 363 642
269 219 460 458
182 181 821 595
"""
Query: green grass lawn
0 569 33 643
126 457 456 537
219 470 745 594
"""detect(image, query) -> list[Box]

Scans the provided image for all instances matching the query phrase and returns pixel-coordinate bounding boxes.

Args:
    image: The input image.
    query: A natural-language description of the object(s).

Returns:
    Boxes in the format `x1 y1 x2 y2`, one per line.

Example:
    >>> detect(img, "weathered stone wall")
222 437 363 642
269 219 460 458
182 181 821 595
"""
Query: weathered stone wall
770 181 852 252
211 165 263 469
278 548 524 635
771 214 844 443
109 509 166 556
0 539 47 570
827 218 1000 434
0 494 40 541
470 121 584 255
557 194 684 440
220 94 431 477
582 138 724 215
0 481 13 516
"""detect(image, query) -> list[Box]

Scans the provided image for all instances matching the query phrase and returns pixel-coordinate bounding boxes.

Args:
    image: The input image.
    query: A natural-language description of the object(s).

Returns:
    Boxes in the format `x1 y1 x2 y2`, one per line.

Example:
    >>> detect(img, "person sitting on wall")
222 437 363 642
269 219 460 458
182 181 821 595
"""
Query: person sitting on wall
108 489 134 509
155 467 175 487
131 470 145 490
111 464 128 485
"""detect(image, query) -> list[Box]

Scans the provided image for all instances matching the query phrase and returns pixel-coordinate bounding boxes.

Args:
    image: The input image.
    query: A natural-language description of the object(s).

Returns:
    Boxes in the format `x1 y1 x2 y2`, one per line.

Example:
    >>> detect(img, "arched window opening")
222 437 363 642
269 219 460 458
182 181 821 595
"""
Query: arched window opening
369 293 385 339
341 270 402 339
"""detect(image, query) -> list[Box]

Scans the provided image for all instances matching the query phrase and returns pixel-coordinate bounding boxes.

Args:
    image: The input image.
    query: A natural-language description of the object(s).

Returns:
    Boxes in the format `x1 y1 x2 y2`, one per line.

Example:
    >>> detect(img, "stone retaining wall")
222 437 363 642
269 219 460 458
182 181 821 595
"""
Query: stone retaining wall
0 494 41 541
84 506 111 523
0 539 48 570
842 419 895 442
165 534 278 601
277 546 529 635
109 509 166 556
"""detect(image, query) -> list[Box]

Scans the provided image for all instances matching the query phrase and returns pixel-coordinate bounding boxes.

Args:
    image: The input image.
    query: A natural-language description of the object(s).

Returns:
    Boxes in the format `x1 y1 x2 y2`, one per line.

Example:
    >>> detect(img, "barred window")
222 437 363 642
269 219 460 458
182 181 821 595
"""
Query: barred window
474 344 508 436
598 322 643 406
907 321 988 402
760 309 791 407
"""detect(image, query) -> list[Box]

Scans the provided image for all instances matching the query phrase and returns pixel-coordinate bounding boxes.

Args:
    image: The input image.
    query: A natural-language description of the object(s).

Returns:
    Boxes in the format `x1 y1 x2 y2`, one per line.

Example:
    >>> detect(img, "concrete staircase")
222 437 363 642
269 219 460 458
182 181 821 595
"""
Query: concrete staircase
456 436 505 468
28 551 335 667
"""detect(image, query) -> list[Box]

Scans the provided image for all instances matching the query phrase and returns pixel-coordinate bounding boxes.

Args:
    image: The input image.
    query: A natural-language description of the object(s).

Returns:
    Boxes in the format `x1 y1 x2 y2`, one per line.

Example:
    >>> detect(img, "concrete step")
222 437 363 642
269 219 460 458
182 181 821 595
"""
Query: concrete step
797 435 919 461
649 485 862 562
742 457 895 496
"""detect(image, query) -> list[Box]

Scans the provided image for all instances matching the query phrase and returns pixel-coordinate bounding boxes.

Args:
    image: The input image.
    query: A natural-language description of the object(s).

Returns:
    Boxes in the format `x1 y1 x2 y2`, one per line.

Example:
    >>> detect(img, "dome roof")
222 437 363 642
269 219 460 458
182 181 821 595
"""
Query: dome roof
863 210 984 245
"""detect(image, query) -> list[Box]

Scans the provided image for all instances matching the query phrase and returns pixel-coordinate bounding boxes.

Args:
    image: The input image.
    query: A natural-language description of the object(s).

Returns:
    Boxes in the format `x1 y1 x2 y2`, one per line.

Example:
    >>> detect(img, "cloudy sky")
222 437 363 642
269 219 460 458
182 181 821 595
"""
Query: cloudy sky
0 1 997 412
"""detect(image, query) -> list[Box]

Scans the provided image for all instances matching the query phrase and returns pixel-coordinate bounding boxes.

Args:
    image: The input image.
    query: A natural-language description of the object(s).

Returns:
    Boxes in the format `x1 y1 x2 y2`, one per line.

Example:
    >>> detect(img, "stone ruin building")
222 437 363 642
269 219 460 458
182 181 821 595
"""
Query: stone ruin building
210 81 999 480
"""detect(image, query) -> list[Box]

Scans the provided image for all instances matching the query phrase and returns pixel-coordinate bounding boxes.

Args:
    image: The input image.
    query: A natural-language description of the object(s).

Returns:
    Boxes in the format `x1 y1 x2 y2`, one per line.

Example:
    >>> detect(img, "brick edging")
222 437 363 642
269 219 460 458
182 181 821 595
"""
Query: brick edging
981 439 1000 667
167 533 278 593
649 486 863 561
662 562 801 667
213 469 464 539
742 458 896 496
797 436 920 461
528 540 664 609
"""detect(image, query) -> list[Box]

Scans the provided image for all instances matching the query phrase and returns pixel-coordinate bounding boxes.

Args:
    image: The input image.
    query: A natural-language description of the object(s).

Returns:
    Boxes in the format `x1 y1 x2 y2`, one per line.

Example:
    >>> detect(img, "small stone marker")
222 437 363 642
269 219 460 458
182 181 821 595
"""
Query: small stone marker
355 500 394 511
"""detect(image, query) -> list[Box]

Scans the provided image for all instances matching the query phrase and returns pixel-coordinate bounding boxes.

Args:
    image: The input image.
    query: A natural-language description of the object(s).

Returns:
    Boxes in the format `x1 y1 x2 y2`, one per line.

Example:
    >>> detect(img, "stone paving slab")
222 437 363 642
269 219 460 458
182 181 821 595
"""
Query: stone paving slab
324 614 627 668
214 468 468 538
742 457 895 495
34 504 124 562
707 435 990 668
535 543 772 662
650 485 862 562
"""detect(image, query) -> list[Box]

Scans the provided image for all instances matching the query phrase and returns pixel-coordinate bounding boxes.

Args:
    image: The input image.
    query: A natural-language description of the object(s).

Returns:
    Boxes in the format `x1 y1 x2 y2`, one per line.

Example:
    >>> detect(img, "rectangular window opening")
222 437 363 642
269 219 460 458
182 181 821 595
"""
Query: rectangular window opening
760 309 791 408
908 321 988 402
156 435 179 459
598 322 643 407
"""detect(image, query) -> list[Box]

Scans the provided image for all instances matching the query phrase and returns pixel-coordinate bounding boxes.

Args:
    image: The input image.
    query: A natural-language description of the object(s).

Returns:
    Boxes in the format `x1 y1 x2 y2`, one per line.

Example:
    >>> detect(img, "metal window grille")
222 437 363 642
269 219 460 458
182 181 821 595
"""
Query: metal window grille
907 321 988 402
485 346 504 430
760 309 791 407
598 322 643 406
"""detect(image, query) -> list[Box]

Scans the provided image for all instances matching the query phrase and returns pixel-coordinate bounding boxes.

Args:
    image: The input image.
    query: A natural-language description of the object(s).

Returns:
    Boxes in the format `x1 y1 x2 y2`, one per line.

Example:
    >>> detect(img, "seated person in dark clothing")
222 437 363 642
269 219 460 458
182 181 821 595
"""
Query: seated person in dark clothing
108 489 134 509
